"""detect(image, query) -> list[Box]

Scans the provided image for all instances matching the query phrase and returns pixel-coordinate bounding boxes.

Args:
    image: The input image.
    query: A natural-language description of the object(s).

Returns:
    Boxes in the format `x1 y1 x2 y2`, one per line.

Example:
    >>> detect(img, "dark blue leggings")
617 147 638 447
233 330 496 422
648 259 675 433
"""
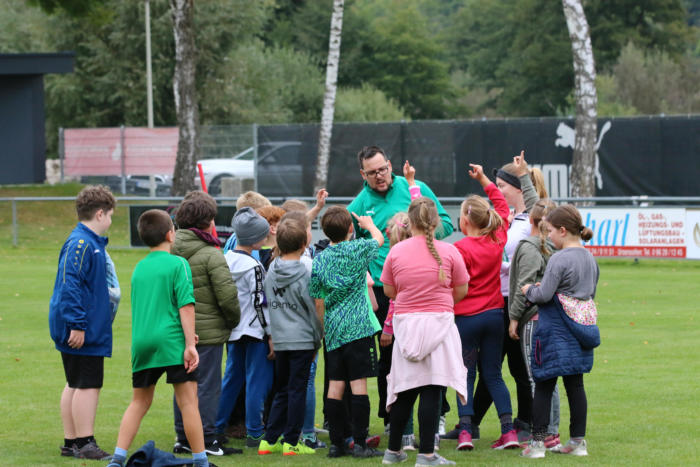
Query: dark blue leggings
455 309 513 417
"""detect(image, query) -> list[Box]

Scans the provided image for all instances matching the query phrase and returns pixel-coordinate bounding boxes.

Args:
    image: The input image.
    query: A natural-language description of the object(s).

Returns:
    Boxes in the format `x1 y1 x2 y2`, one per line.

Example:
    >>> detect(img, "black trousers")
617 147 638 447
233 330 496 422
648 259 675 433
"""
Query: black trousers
264 349 315 446
373 285 392 423
533 374 587 440
472 297 532 427
388 385 443 454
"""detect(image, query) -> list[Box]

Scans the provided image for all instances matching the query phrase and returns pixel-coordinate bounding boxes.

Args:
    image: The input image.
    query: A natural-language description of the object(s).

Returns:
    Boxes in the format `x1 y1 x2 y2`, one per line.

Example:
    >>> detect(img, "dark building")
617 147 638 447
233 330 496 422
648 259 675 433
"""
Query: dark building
0 53 74 184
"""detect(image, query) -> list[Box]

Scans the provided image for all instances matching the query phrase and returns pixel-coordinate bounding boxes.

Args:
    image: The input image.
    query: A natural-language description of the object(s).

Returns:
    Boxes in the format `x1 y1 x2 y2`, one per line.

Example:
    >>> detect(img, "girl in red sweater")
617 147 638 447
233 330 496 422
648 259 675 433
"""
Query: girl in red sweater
451 164 519 451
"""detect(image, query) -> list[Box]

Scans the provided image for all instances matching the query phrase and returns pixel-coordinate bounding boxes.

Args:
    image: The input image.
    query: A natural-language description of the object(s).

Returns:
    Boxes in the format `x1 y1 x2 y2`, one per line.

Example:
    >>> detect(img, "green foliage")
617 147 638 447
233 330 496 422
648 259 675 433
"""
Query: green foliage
606 43 700 114
201 40 324 124
594 75 640 117
334 83 408 122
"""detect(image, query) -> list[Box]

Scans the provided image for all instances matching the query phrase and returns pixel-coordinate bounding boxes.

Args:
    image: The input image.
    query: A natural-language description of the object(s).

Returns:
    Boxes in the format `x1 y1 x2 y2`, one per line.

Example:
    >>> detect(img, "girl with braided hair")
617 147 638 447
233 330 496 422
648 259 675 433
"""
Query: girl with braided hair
379 197 469 466
451 164 520 452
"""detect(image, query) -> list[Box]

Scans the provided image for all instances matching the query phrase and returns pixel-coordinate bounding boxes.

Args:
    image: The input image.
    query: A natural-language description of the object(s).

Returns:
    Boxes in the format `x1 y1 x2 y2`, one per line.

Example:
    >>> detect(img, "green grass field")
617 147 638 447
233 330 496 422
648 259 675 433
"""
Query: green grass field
1 185 699 466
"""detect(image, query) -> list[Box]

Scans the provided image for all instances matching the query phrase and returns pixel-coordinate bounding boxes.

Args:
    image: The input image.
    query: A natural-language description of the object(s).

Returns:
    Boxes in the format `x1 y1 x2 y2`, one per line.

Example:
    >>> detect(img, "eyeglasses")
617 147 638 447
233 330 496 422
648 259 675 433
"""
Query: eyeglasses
363 164 390 178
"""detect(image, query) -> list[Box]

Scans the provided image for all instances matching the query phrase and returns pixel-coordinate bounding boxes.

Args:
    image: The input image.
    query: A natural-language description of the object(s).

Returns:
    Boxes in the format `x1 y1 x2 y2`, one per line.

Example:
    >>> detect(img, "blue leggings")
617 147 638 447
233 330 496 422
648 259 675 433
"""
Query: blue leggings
455 309 512 417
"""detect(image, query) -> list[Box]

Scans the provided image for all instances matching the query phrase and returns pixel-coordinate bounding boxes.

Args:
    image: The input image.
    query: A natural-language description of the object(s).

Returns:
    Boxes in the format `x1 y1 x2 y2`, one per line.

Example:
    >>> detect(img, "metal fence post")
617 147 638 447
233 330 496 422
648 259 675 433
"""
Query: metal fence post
12 199 18 247
253 123 259 192
120 125 126 194
59 128 65 183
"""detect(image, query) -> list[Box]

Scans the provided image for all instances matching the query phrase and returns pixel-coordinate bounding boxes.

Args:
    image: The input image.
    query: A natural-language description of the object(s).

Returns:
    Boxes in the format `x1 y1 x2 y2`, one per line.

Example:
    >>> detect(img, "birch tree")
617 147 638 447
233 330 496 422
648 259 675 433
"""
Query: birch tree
314 0 344 193
170 0 199 195
562 0 597 198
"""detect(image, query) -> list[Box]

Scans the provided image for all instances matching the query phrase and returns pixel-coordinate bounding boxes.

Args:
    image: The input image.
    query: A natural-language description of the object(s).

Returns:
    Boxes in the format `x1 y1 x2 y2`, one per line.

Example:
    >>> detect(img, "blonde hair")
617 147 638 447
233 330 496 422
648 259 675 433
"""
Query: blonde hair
461 195 504 242
407 198 446 282
531 198 557 255
280 199 308 212
387 211 411 247
236 191 271 210
499 162 548 199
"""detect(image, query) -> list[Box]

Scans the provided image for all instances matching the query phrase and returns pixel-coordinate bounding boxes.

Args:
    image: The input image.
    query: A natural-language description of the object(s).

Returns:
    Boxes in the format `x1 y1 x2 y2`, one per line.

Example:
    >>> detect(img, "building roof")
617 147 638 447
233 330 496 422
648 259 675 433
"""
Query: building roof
0 52 75 75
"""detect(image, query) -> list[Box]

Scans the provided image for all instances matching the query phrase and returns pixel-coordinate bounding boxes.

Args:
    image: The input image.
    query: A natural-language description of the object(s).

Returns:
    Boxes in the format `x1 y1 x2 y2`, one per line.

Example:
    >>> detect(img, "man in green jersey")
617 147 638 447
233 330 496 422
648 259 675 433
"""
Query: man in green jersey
347 146 453 429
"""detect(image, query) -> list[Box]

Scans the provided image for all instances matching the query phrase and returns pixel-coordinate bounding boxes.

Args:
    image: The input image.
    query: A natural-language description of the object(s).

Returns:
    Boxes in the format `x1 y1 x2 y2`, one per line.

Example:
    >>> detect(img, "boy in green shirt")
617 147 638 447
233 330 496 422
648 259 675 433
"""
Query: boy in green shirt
107 209 209 467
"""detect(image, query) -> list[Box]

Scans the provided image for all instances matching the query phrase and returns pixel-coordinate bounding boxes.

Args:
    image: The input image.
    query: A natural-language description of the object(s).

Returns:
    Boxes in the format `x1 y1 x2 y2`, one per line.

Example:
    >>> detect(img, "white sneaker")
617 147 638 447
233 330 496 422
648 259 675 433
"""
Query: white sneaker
434 433 440 451
520 440 546 458
415 453 456 466
401 434 417 451
438 416 446 436
552 439 588 456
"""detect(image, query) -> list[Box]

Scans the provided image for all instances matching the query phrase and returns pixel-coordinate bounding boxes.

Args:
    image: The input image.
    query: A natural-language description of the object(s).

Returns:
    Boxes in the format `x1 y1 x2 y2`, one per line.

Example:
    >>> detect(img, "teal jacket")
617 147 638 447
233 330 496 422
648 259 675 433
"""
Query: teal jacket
347 174 454 285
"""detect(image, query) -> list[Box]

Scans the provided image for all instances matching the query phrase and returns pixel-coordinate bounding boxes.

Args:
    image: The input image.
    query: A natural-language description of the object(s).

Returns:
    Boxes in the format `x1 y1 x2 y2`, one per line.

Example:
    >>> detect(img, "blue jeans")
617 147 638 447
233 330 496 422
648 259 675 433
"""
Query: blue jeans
215 339 273 438
301 353 318 436
455 309 513 417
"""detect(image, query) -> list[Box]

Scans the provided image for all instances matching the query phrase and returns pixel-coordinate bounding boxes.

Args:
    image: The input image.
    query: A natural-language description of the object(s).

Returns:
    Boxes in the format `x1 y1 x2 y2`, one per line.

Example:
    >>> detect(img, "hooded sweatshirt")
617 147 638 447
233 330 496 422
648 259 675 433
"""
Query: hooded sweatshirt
264 257 322 351
225 249 269 341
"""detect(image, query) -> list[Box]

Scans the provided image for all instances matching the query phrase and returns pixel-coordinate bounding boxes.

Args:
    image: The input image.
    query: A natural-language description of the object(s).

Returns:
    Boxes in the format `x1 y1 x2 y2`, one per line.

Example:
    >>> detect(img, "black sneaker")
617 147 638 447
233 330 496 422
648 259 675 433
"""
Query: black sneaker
207 439 242 456
352 444 383 458
60 444 76 457
327 444 347 458
245 434 263 448
440 424 461 440
75 441 111 460
303 436 327 449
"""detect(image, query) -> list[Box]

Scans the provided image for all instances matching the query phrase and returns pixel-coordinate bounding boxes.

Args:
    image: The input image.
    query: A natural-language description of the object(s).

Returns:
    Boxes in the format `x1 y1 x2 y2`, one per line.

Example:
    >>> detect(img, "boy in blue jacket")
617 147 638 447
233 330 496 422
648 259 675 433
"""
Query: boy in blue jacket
49 185 116 460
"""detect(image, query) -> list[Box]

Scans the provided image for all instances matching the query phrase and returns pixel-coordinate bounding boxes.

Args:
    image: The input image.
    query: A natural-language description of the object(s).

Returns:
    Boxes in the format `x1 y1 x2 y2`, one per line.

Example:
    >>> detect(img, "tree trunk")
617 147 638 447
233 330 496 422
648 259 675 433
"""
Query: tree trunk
170 0 199 195
314 0 344 193
562 0 597 199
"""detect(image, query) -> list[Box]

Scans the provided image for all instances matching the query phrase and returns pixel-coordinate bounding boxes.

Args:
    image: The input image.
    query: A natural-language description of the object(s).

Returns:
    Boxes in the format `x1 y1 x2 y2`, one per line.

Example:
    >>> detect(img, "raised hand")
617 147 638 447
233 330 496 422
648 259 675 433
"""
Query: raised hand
315 188 328 209
512 150 528 177
403 160 416 186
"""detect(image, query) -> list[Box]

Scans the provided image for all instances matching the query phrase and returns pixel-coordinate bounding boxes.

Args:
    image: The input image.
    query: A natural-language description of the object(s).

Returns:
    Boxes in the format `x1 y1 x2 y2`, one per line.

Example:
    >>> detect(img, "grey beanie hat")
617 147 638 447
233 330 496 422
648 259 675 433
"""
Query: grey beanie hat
233 207 270 246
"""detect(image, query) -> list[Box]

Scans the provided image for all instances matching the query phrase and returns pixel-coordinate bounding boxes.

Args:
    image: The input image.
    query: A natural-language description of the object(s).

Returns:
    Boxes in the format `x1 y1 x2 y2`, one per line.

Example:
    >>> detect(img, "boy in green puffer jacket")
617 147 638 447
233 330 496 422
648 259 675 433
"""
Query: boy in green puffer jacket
172 191 241 456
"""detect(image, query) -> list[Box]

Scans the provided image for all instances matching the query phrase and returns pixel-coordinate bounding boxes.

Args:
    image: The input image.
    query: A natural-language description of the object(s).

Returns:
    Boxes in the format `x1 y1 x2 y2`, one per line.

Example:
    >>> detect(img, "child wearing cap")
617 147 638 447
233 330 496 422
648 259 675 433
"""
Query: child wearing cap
216 207 275 448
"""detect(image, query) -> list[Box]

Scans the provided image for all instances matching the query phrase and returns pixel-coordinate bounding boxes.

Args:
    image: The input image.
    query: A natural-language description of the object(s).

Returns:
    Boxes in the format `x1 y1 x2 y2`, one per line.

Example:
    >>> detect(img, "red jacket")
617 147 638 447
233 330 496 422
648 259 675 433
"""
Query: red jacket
453 183 509 316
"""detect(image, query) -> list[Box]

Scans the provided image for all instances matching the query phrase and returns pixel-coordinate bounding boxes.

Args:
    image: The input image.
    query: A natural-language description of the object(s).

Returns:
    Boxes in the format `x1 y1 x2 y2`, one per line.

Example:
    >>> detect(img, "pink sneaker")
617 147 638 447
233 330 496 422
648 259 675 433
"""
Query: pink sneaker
456 430 473 451
491 429 519 450
543 434 561 450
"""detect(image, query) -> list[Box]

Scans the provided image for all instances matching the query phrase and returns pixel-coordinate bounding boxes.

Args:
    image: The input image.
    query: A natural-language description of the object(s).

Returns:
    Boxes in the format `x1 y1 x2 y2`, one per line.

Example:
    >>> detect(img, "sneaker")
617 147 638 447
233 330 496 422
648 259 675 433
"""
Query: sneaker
107 461 124 467
173 440 191 454
75 441 111 460
456 430 473 451
303 435 327 449
327 444 347 458
491 429 519 450
516 428 532 444
245 434 263 448
348 435 381 450
438 416 446 435
257 439 283 455
283 441 316 456
383 449 408 464
402 434 418 451
434 433 440 451
352 444 384 458
552 438 587 456
60 444 76 457
415 453 456 466
520 440 546 458
206 439 241 455
440 424 460 440
543 433 561 450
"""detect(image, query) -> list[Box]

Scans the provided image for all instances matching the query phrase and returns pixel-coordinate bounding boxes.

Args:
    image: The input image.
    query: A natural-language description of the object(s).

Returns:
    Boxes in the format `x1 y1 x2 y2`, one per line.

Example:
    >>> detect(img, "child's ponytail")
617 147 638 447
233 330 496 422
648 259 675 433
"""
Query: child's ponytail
387 212 411 247
408 197 446 282
461 195 504 242
531 198 557 255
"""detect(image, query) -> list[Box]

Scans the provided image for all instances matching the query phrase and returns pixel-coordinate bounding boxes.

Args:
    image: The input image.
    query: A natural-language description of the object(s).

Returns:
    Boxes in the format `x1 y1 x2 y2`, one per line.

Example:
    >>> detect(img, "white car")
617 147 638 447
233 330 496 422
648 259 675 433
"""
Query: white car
196 141 308 197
